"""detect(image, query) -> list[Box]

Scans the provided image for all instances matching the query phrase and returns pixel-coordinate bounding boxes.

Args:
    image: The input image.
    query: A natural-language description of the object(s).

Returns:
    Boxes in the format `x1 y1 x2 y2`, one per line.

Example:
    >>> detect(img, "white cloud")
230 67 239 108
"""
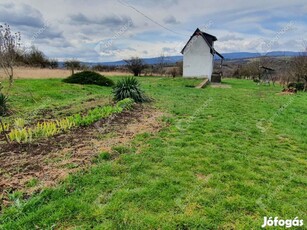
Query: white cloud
0 0 306 61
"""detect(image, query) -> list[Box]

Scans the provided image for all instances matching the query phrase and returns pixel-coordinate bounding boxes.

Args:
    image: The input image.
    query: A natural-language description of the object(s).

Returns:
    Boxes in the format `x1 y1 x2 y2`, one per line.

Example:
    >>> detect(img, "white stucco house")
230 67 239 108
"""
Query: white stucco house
181 28 224 82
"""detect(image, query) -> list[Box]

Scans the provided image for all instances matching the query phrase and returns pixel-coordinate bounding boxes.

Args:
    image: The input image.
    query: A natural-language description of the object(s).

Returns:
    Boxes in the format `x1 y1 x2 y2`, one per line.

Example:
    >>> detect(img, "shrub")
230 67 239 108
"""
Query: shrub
124 57 146 76
288 82 304 91
63 71 114 87
0 93 9 116
113 77 150 103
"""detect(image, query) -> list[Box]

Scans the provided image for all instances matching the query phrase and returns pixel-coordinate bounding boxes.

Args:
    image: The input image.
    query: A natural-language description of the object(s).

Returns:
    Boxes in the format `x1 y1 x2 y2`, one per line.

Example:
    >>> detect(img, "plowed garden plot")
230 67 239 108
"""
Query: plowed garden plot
0 105 164 206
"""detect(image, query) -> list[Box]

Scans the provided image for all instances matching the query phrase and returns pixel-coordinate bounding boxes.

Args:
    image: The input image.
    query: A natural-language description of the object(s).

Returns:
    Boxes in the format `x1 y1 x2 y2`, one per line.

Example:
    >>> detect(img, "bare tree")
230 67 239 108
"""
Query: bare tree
64 59 81 75
279 58 294 87
240 61 261 80
124 57 146 76
176 61 183 76
291 53 307 91
157 54 166 76
256 56 274 83
168 67 178 78
0 24 21 86
49 59 59 69
23 46 49 68
234 56 274 83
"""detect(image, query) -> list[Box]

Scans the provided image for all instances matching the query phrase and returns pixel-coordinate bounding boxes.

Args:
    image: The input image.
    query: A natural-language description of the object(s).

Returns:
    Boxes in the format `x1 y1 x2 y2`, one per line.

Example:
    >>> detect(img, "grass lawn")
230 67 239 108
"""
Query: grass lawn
2 78 113 122
0 77 306 229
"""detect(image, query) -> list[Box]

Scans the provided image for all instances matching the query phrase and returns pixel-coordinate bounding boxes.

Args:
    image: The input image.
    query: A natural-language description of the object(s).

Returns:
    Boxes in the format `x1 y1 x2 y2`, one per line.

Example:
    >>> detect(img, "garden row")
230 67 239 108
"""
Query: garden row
1 98 134 144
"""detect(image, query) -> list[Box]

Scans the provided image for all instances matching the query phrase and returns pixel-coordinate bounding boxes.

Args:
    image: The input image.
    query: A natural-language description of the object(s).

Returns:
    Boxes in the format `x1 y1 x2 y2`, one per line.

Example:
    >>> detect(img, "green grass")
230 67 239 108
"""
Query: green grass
2 78 113 122
0 78 306 229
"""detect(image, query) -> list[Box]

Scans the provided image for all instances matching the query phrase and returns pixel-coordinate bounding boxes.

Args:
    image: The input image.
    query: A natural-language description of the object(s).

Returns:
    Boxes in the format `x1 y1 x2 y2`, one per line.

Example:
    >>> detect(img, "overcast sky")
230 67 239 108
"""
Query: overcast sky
0 0 306 62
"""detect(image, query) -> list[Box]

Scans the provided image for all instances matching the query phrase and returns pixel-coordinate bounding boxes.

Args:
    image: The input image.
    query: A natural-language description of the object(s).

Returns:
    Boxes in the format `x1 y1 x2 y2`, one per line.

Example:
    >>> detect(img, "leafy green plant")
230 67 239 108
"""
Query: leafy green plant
68 99 134 127
69 114 82 126
8 129 20 143
76 105 114 126
14 118 26 129
8 128 31 143
38 121 59 138
56 118 75 131
113 77 151 103
63 71 114 86
116 98 134 110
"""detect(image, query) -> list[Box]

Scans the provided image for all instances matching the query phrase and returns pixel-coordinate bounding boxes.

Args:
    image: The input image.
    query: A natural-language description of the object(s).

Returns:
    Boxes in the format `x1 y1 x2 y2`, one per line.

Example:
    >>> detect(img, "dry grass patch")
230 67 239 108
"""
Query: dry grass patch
0 67 131 80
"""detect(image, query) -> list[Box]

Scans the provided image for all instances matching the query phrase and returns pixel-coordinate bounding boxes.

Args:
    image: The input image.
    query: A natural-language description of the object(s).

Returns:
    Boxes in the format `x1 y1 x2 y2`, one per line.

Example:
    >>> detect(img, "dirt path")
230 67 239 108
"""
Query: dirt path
0 105 165 206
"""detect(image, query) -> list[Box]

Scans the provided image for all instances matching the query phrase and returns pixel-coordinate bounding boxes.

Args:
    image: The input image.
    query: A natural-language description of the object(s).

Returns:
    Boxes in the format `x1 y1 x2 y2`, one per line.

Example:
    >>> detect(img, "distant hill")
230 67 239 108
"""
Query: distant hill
99 51 300 66
98 56 183 66
59 51 301 68
220 51 299 60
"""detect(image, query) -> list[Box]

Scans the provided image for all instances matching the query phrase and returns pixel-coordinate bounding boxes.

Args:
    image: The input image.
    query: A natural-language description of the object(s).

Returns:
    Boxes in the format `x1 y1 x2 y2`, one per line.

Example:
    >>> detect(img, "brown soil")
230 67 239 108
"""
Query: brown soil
0 105 165 206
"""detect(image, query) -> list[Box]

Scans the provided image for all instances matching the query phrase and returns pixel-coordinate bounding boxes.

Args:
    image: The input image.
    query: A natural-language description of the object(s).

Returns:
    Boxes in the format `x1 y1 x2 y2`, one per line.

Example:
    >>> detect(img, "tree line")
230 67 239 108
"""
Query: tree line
228 54 307 90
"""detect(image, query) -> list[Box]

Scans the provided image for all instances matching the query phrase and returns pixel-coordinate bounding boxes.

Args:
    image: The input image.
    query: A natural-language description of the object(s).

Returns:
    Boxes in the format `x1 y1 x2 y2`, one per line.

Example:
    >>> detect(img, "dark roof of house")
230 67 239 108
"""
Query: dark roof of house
181 28 224 59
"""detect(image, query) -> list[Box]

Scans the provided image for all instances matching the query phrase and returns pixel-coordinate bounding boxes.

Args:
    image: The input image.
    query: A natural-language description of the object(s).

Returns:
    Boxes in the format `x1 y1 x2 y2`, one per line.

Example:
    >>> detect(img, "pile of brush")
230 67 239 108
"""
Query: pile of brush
282 88 297 93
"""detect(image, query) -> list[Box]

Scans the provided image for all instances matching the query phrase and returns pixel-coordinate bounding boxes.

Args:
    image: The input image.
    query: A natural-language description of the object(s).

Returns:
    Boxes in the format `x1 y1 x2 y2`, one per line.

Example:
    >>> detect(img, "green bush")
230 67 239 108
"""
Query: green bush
0 93 9 116
113 77 150 102
63 71 114 86
288 82 304 91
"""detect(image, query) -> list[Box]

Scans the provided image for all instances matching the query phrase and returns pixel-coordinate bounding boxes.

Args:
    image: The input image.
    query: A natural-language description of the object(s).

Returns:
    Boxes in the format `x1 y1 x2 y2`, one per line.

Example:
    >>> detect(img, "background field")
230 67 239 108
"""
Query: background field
0 77 306 229
0 67 132 80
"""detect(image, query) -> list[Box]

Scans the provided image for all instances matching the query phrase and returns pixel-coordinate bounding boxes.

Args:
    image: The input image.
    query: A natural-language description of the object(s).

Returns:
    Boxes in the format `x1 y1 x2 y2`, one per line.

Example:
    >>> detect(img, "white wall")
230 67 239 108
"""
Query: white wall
182 36 214 80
